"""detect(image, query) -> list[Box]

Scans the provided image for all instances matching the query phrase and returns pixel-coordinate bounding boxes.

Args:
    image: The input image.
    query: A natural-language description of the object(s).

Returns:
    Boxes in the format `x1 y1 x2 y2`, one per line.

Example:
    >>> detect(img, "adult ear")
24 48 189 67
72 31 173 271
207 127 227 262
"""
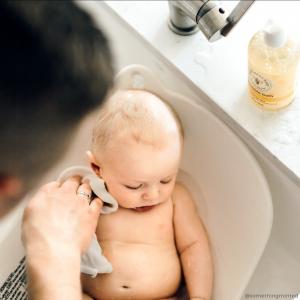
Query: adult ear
0 175 23 199
0 175 23 218
86 150 101 177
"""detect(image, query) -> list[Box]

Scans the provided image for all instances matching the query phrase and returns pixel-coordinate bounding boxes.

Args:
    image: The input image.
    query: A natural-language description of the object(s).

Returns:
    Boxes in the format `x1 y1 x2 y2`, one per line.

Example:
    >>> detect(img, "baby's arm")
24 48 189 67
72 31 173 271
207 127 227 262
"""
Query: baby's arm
173 183 213 300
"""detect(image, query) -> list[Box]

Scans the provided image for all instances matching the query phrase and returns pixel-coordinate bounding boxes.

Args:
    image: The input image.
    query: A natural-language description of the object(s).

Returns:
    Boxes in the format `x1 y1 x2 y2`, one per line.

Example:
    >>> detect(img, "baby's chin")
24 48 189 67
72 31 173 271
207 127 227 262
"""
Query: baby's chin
131 200 168 212
119 198 169 212
132 205 156 212
118 203 161 212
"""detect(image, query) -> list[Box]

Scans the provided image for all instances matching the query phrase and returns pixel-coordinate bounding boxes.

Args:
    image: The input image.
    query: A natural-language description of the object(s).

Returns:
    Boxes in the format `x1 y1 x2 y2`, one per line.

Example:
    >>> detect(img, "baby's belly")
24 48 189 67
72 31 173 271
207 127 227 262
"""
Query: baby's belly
82 241 182 300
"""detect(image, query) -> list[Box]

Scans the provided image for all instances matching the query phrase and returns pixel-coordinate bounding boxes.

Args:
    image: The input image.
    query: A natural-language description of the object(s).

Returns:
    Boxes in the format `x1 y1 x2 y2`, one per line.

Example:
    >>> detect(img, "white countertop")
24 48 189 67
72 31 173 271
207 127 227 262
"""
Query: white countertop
104 1 300 182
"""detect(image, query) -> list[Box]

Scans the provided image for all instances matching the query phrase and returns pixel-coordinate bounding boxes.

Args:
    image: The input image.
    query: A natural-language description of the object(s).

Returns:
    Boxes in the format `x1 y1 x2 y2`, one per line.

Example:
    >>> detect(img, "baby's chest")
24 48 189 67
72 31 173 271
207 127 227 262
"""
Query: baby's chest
97 201 174 244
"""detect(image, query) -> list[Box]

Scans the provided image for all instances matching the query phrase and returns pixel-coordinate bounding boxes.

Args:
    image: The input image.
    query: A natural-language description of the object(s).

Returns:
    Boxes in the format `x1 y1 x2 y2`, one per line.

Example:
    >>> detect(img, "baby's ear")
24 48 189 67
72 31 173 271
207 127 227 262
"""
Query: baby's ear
86 150 101 176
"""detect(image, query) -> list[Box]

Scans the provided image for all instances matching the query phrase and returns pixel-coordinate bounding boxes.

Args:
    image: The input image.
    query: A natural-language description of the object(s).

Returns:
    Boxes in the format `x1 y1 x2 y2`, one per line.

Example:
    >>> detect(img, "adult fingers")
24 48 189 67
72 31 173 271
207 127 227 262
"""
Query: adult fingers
76 183 92 203
39 181 60 192
61 176 81 192
25 181 60 207
89 197 103 220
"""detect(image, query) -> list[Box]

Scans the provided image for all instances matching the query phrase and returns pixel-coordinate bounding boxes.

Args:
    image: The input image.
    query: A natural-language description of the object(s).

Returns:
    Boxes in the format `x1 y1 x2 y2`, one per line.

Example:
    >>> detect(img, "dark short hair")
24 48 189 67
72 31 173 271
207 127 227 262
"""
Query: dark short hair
0 1 114 189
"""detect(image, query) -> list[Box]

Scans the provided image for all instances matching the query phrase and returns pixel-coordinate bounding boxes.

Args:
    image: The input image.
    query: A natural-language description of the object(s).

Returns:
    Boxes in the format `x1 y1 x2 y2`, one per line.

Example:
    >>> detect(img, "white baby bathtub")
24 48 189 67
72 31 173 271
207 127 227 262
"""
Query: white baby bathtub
115 64 273 300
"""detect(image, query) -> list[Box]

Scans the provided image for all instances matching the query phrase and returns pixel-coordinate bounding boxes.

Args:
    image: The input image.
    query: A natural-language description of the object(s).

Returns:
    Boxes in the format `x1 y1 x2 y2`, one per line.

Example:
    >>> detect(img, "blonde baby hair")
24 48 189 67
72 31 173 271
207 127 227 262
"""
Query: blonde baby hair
91 89 183 156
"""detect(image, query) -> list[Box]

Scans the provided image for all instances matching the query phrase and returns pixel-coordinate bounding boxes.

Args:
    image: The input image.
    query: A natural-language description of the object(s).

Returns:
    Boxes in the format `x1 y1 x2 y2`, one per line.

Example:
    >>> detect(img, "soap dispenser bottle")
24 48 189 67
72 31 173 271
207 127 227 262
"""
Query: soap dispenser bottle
248 20 298 110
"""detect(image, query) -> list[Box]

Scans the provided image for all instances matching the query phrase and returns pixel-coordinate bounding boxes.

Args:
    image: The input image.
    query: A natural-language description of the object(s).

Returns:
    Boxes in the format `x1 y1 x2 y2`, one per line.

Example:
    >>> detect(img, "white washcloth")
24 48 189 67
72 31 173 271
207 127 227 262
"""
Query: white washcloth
58 165 118 277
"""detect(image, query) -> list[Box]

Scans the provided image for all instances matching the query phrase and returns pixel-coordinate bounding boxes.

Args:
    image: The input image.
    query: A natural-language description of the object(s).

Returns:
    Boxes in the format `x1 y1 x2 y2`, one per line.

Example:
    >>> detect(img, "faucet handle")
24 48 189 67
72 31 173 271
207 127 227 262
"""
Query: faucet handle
221 0 255 37
168 0 255 42
199 0 255 41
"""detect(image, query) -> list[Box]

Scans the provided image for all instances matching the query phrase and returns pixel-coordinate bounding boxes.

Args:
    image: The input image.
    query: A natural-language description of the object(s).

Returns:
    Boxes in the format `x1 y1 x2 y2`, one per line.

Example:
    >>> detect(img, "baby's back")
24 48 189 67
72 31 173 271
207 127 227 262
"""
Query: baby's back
82 198 181 300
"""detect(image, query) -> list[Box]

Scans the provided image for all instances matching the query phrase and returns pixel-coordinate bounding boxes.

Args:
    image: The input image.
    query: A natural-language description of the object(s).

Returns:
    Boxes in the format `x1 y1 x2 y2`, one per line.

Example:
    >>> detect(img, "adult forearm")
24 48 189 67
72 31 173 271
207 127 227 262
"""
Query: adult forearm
26 248 82 300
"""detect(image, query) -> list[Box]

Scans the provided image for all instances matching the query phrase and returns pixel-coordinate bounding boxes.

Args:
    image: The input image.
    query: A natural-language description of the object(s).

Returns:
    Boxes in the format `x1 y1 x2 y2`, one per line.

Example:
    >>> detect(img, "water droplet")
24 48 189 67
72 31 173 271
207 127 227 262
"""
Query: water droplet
194 43 213 65
197 43 213 54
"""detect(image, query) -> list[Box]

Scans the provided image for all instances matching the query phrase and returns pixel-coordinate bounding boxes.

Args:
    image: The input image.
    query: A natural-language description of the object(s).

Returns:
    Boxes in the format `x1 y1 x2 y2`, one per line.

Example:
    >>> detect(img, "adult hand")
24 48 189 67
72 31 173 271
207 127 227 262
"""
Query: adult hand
22 176 103 257
22 176 102 300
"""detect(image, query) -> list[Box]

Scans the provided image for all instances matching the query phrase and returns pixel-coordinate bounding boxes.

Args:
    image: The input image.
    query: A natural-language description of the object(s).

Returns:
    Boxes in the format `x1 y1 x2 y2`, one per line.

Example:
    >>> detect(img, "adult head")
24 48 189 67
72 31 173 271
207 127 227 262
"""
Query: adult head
0 0 114 217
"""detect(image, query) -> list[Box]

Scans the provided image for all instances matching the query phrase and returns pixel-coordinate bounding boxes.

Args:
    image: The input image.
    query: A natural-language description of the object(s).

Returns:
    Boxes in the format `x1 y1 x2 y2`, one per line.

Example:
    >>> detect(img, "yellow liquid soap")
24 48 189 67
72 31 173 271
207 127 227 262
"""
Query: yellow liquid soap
248 21 299 110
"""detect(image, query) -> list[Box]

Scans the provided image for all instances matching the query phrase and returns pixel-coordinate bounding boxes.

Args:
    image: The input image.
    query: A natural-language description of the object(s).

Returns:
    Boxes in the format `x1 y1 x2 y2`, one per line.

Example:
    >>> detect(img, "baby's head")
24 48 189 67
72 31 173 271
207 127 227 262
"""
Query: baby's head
88 90 183 211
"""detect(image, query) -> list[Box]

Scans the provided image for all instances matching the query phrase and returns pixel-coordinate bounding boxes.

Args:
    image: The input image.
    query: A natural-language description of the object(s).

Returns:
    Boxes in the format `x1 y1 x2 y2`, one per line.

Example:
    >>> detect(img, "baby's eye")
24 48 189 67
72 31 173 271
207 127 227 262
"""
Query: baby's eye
160 179 172 184
124 184 143 190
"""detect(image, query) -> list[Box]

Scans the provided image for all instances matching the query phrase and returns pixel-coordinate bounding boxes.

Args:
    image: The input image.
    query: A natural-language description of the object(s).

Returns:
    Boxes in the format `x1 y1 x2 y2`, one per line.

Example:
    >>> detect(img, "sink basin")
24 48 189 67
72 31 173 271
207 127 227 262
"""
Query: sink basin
83 2 300 298
1 2 299 299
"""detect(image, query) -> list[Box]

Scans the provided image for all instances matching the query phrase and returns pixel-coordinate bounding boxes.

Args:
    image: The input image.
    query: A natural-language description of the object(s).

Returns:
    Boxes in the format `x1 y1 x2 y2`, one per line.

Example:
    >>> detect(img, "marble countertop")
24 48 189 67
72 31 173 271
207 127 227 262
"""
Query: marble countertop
104 1 300 183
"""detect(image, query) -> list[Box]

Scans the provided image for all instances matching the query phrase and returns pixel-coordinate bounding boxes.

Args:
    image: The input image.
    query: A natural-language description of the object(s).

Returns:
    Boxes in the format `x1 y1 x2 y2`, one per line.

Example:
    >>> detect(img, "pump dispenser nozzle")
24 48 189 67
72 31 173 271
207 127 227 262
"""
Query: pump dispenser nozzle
263 20 287 48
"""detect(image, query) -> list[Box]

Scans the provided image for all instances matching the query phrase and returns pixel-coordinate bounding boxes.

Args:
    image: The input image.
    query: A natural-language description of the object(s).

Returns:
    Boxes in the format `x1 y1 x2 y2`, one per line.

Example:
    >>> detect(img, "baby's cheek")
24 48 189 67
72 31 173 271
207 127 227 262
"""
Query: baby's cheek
161 186 173 200
106 186 123 204
115 190 138 208
169 182 176 192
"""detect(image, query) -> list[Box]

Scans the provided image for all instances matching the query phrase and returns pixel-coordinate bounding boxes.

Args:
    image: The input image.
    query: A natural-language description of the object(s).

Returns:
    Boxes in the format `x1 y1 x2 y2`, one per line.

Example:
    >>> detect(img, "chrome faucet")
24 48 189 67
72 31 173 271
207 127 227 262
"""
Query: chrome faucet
168 0 255 41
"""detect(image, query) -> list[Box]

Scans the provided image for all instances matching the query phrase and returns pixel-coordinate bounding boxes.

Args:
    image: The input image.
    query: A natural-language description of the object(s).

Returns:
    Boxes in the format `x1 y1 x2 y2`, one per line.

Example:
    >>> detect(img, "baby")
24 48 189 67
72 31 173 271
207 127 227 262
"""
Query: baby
81 90 213 300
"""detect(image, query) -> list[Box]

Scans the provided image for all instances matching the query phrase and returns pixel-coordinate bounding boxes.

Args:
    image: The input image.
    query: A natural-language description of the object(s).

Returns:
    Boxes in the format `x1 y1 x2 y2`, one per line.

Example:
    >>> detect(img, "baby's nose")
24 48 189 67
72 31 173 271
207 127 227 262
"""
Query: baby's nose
142 185 159 201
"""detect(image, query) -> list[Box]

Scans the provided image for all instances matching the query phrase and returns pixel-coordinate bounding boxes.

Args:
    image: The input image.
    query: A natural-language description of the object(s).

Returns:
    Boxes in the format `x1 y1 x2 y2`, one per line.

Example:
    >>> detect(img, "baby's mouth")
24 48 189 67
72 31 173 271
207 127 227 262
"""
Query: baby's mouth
133 205 156 212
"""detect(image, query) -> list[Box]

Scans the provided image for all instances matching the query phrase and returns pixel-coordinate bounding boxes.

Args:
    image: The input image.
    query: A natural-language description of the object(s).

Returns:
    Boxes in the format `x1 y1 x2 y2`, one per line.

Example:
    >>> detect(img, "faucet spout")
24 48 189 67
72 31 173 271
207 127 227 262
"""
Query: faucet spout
168 0 255 41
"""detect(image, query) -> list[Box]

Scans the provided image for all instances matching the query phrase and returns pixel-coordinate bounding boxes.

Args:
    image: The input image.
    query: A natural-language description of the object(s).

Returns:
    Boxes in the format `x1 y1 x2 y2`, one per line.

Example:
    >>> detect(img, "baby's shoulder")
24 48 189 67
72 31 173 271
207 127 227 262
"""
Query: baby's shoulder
172 182 199 217
172 182 193 205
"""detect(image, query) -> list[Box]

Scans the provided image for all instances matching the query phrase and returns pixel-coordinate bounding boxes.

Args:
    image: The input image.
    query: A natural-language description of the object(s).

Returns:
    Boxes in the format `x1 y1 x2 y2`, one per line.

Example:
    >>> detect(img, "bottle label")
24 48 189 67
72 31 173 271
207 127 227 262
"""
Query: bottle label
249 71 272 93
248 69 296 109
